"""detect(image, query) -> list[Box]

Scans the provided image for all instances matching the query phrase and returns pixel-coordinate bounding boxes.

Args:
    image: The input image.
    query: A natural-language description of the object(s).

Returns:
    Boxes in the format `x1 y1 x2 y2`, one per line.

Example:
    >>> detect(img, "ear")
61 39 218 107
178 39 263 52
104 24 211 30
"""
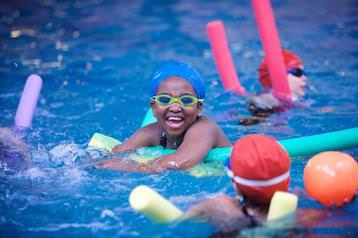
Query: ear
197 102 203 117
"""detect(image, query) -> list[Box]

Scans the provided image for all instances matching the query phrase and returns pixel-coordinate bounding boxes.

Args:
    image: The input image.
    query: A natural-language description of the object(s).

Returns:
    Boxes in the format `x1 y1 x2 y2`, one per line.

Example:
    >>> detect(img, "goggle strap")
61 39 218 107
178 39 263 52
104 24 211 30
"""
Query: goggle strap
288 68 305 77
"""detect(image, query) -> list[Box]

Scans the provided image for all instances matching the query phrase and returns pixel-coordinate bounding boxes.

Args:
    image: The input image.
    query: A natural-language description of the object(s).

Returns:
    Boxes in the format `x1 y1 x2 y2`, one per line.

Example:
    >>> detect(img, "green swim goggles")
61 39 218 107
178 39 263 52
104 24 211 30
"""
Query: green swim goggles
151 94 204 107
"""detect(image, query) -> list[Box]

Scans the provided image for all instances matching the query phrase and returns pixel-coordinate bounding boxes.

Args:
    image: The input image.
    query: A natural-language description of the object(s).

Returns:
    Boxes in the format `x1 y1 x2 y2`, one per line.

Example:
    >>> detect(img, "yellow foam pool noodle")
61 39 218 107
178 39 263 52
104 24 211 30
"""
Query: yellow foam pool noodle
267 191 298 221
129 185 183 224
88 133 121 151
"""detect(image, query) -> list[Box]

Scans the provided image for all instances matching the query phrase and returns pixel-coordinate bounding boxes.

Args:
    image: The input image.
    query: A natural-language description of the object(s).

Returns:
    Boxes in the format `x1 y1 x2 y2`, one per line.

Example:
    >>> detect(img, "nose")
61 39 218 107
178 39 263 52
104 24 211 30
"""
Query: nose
301 76 308 85
168 103 182 112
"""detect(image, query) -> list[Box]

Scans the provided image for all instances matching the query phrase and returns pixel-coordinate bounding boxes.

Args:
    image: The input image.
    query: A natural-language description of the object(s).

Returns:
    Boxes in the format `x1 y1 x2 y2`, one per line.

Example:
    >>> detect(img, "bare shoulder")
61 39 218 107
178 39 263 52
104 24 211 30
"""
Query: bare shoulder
188 117 231 147
185 194 248 232
205 194 237 206
190 117 221 132
136 122 160 135
130 122 162 146
186 194 239 218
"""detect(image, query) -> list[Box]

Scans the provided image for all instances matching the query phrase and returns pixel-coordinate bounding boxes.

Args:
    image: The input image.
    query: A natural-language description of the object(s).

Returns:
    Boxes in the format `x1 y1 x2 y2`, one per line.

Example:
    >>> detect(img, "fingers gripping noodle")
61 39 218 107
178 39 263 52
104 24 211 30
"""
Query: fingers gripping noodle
14 74 43 128
129 185 183 224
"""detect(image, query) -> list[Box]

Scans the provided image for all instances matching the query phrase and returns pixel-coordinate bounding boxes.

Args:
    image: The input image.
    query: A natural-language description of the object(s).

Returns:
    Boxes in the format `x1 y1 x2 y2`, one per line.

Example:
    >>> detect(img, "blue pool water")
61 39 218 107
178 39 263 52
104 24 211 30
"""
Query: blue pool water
1 0 358 237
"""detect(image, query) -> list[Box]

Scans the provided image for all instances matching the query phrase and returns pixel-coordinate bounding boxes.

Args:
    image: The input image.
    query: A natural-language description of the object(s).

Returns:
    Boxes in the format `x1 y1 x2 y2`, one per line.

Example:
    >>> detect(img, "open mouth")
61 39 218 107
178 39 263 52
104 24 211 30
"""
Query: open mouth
165 116 184 130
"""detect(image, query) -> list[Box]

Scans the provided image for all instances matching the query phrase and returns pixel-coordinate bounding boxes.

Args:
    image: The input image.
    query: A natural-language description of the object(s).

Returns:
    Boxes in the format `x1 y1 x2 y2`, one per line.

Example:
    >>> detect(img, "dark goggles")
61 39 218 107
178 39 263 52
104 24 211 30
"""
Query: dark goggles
288 68 306 77
151 94 203 107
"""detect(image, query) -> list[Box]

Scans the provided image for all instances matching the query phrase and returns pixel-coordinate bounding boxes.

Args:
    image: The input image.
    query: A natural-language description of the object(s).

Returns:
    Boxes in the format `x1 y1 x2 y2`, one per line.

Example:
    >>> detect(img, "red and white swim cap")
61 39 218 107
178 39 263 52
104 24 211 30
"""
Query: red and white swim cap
258 49 304 88
226 134 291 205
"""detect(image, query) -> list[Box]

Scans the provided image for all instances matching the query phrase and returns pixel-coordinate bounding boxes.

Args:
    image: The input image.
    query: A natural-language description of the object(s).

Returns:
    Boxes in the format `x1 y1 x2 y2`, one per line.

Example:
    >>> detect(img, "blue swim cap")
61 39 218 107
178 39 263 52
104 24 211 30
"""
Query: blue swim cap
149 61 206 99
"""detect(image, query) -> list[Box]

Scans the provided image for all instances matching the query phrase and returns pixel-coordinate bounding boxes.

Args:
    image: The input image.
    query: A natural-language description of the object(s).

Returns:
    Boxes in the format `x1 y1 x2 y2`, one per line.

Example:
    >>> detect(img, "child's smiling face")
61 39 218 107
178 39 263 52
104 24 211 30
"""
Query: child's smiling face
151 76 203 137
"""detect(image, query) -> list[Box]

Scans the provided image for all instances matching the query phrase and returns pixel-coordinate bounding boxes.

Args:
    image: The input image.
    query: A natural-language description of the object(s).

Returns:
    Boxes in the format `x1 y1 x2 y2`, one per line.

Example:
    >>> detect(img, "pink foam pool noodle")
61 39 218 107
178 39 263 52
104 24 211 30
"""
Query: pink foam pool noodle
252 0 291 102
14 74 43 128
207 20 246 96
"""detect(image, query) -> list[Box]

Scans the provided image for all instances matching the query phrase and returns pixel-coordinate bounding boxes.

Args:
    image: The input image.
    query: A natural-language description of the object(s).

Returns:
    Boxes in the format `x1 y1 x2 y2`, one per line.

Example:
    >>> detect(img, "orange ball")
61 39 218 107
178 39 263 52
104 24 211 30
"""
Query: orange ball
304 151 358 207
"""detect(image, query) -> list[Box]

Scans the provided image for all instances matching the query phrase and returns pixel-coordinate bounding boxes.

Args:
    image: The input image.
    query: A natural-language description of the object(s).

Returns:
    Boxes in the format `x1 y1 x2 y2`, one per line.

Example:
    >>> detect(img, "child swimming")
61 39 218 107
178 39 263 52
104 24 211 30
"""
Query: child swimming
183 135 327 236
0 127 31 170
97 61 231 172
240 50 308 125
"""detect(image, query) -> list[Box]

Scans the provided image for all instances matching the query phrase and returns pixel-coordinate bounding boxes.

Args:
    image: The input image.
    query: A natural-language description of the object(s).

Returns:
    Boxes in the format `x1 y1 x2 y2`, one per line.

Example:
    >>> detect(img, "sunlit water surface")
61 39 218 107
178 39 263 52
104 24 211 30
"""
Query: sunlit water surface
0 0 357 237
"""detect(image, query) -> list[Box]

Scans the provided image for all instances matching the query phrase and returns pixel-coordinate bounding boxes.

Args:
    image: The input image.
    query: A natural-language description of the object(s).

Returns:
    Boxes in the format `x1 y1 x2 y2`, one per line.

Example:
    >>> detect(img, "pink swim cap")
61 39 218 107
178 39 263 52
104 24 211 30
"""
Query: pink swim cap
259 49 303 88
227 134 291 205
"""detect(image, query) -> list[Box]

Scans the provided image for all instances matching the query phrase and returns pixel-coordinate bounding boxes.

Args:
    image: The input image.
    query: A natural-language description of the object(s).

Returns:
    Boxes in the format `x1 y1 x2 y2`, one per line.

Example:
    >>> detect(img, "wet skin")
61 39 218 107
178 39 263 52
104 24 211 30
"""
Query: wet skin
97 76 231 172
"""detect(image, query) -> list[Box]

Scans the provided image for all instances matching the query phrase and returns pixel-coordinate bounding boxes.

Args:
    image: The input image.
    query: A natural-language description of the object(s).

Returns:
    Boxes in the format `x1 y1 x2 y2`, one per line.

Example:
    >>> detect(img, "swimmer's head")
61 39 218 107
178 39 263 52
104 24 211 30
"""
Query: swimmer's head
225 134 291 205
0 127 30 170
259 50 307 97
149 61 206 99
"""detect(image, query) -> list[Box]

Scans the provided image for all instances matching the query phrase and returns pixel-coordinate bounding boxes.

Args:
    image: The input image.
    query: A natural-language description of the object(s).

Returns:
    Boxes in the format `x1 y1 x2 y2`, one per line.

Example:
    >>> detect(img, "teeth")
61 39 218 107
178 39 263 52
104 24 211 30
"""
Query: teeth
167 116 182 121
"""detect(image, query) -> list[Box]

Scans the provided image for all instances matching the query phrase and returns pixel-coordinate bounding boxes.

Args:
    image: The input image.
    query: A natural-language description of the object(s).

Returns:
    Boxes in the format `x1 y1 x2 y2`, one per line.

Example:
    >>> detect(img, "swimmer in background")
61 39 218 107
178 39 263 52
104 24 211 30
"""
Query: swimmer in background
97 61 231 172
183 135 328 237
0 127 31 170
240 50 308 125
0 74 42 170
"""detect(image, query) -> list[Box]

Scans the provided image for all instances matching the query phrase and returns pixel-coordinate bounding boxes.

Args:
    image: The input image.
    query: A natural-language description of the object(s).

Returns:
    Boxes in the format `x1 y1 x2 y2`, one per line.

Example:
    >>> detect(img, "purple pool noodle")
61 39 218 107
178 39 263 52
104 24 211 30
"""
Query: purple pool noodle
14 74 43 128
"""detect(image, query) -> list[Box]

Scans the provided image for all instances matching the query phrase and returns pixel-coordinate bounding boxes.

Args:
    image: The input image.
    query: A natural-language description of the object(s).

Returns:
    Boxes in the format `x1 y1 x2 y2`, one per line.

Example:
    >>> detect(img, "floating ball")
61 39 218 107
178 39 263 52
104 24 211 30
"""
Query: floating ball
304 151 358 207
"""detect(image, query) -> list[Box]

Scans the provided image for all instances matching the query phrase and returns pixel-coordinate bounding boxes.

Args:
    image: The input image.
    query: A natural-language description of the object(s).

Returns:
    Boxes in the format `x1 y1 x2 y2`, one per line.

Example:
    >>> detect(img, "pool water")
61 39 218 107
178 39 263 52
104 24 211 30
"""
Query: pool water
1 0 357 237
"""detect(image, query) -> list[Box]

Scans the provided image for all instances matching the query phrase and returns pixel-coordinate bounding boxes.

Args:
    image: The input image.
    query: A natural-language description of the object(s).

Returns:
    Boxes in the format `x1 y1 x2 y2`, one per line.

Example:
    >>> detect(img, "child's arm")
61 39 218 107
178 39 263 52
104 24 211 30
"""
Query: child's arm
96 157 163 173
97 118 228 172
239 92 279 126
112 124 160 153
141 118 229 171
247 92 279 116
96 124 163 172
148 119 219 170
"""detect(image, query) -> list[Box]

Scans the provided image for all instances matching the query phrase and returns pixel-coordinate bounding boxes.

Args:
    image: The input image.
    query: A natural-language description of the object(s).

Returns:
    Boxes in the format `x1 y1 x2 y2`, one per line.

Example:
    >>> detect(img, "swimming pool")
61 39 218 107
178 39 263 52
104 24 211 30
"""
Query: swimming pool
1 0 357 237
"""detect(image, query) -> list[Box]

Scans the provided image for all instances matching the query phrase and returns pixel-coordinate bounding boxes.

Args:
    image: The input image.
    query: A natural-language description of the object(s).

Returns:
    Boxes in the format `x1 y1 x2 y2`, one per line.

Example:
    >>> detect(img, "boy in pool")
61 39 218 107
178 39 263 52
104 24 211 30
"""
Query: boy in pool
240 50 308 125
97 61 231 172
183 135 327 236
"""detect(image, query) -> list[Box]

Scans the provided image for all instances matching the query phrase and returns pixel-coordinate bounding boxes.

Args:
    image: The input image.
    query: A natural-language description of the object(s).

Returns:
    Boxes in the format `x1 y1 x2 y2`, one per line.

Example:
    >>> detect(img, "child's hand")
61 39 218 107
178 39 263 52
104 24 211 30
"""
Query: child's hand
112 144 122 153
